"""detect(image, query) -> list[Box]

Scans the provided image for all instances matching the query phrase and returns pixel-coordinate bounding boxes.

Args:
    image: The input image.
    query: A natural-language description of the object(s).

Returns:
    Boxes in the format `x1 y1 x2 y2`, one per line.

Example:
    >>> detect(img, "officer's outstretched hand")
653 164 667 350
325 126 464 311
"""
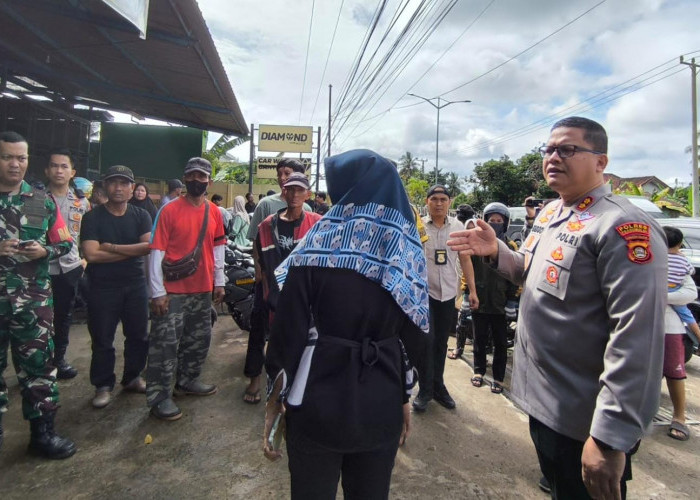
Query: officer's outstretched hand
448 219 498 258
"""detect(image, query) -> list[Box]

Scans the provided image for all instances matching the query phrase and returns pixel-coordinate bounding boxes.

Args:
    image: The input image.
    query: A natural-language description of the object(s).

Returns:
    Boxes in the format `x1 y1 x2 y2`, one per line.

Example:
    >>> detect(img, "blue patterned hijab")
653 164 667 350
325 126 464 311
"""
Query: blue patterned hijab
275 149 429 332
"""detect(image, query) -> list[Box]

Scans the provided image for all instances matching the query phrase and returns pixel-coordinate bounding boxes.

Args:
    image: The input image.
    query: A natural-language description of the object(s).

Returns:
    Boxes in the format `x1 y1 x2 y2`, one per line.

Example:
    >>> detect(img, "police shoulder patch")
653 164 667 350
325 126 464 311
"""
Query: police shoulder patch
615 222 652 264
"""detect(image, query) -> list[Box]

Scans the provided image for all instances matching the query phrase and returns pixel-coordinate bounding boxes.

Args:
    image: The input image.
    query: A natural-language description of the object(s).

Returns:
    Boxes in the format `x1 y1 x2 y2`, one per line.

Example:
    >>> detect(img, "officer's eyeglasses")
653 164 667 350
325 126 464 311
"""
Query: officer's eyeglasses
0 154 29 163
538 145 604 159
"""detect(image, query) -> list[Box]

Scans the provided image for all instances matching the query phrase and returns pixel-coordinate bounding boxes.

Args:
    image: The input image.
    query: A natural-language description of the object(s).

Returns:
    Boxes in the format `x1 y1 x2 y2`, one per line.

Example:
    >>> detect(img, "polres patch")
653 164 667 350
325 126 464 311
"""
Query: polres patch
616 222 653 264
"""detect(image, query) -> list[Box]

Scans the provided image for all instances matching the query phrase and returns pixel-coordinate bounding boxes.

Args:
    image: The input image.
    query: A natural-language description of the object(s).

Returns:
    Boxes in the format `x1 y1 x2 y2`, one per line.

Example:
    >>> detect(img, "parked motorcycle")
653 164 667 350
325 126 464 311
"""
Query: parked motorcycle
223 241 255 332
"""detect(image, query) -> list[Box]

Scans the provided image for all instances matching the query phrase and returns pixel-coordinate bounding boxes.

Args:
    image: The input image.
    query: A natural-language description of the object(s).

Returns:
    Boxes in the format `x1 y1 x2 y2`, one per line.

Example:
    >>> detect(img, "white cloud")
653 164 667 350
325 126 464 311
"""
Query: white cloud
197 0 700 188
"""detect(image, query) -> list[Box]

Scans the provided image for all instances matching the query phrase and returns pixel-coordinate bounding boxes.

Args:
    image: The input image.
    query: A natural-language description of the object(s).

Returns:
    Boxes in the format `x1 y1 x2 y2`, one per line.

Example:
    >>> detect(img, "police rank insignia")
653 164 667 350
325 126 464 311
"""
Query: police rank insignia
566 217 584 232
576 196 593 211
615 222 653 264
551 246 564 260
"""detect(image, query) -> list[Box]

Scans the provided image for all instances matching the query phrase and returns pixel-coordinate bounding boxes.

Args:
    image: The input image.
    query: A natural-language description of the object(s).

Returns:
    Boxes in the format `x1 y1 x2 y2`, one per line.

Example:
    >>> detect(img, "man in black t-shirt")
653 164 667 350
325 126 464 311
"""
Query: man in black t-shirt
80 165 152 409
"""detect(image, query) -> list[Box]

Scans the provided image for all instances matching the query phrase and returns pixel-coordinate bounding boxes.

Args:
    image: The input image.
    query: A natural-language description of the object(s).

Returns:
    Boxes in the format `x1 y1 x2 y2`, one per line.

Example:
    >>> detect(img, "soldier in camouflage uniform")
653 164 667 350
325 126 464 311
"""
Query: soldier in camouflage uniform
147 158 226 420
0 131 76 459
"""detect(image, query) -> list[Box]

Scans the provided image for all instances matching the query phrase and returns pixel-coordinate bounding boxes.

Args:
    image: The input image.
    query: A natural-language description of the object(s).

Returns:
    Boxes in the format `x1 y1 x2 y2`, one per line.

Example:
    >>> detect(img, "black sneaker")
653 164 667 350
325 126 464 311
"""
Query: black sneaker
433 387 456 410
174 380 218 396
150 398 182 421
411 393 431 412
55 359 78 380
538 476 551 494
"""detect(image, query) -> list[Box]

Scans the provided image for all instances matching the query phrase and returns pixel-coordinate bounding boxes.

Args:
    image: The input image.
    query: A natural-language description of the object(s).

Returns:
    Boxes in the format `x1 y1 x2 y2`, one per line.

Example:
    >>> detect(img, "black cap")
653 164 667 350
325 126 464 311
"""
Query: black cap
426 184 450 198
103 165 135 183
183 157 212 176
167 179 183 191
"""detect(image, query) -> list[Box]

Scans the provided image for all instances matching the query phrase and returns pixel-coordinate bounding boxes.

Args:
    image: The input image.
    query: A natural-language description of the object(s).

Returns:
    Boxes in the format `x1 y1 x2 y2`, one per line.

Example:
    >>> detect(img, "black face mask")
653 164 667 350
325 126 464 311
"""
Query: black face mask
488 222 505 237
185 180 208 197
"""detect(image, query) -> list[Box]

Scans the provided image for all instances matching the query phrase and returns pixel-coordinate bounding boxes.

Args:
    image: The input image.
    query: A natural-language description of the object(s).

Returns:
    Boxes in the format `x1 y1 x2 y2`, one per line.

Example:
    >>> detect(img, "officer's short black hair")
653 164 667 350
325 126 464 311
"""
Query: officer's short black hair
48 147 74 167
551 116 607 154
663 226 684 248
211 194 223 203
0 131 27 144
276 158 306 174
316 192 327 201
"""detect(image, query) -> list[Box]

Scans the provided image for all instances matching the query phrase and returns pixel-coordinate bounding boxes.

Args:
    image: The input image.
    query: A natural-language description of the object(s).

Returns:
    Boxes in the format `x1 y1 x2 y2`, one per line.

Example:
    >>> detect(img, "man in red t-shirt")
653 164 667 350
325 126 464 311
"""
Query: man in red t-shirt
147 157 226 420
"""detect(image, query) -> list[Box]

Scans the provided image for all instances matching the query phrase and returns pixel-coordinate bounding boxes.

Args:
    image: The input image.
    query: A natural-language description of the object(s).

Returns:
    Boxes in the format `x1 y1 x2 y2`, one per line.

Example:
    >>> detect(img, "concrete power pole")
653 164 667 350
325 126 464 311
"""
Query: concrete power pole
681 56 699 217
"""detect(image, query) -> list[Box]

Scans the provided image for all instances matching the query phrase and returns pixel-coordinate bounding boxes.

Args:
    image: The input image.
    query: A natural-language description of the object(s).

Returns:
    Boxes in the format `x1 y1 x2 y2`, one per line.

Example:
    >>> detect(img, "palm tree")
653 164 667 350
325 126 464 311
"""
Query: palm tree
445 171 462 197
203 134 250 177
398 152 419 182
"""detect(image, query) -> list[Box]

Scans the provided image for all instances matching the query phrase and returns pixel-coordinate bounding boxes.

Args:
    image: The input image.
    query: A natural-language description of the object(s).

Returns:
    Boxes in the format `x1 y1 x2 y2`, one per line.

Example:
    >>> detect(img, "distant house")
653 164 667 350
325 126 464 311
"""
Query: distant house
604 173 670 196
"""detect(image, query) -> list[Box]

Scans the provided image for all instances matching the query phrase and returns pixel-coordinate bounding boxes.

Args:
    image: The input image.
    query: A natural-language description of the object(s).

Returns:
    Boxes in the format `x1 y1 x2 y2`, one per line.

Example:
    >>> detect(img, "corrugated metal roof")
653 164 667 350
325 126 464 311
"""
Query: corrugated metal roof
0 0 248 135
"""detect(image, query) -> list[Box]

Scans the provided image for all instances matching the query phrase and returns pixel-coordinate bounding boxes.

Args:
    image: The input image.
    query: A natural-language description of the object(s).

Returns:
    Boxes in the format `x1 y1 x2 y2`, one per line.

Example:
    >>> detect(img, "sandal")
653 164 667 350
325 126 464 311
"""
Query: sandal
470 375 483 388
491 382 504 394
668 420 690 441
242 389 261 405
447 347 464 359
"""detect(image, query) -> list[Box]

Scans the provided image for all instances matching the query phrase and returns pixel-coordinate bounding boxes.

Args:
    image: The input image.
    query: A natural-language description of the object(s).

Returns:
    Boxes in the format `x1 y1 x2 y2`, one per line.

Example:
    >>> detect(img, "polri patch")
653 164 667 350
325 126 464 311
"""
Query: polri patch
615 222 653 264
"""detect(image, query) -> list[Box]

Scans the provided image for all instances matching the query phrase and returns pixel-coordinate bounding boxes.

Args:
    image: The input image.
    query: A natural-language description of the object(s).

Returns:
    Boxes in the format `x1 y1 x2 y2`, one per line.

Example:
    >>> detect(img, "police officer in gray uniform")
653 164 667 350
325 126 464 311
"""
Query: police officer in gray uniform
448 117 666 500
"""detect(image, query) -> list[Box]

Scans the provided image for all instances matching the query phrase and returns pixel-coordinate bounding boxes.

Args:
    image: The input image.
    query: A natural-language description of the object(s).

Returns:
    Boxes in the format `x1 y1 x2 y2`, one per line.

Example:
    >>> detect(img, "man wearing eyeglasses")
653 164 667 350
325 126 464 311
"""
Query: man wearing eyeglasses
447 117 667 500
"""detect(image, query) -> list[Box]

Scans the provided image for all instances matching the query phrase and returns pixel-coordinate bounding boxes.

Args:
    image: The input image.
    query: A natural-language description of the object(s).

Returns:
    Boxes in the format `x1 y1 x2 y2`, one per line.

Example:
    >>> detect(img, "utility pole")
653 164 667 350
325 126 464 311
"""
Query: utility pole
408 93 471 184
681 56 699 217
327 84 332 157
418 158 428 176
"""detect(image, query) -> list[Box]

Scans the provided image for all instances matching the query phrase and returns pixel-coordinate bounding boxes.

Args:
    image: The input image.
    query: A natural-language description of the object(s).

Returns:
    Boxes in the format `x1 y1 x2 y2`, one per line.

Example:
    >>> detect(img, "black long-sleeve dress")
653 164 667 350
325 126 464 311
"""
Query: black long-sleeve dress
265 266 425 454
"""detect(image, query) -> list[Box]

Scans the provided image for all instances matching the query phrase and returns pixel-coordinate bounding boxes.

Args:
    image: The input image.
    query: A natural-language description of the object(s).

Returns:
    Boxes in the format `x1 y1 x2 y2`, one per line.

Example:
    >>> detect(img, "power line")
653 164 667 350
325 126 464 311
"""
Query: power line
458 64 689 156
309 0 345 124
332 0 604 146
331 0 459 151
439 0 606 97
298 0 316 124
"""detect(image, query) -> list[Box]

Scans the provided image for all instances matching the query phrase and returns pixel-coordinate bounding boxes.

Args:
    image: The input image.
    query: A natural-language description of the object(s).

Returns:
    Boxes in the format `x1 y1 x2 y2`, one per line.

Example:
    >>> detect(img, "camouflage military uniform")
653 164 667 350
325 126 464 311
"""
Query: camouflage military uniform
0 181 71 420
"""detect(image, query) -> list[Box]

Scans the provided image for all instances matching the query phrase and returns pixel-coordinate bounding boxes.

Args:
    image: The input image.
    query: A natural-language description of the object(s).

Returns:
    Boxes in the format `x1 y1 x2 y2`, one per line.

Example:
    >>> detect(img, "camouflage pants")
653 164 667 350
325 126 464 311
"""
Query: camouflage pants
0 300 59 420
146 292 212 407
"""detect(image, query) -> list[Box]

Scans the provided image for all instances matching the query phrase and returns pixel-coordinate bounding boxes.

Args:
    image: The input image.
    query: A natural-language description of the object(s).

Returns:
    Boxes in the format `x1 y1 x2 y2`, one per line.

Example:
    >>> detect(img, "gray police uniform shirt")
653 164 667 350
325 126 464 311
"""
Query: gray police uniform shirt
495 184 667 452
48 188 89 275
422 215 464 301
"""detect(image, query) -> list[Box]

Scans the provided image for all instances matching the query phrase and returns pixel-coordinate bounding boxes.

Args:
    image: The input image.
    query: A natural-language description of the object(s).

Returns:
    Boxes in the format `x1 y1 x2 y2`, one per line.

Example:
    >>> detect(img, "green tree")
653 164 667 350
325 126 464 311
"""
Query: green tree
202 134 250 178
466 149 550 207
398 152 419 182
405 177 430 207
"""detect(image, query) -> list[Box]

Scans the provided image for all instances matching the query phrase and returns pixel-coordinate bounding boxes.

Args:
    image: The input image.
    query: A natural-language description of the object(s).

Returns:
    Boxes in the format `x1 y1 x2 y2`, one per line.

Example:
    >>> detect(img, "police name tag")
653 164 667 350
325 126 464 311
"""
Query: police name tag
435 249 447 265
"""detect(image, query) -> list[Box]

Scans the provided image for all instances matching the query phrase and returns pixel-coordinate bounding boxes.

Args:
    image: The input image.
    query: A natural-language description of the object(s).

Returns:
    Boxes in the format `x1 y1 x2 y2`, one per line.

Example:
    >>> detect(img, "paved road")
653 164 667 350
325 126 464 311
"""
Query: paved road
1 314 699 499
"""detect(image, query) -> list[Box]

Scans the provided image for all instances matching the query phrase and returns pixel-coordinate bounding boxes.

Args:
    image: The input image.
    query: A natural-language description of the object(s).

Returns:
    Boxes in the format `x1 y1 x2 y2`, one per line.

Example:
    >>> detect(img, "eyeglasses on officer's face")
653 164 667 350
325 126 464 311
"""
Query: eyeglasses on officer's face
538 145 604 159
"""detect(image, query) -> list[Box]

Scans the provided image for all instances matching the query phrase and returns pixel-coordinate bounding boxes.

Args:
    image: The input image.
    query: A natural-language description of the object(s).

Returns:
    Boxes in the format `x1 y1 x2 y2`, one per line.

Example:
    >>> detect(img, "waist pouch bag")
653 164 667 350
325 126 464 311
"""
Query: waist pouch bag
162 202 209 281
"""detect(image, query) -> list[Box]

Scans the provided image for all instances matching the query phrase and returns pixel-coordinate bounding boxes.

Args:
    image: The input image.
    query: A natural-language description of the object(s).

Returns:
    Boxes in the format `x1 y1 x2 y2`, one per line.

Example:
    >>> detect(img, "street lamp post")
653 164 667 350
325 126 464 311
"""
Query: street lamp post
408 93 471 184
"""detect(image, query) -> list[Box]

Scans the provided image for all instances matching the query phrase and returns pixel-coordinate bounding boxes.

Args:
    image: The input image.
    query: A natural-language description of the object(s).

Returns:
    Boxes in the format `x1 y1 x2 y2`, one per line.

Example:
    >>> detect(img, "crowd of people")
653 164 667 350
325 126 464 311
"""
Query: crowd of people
0 116 696 500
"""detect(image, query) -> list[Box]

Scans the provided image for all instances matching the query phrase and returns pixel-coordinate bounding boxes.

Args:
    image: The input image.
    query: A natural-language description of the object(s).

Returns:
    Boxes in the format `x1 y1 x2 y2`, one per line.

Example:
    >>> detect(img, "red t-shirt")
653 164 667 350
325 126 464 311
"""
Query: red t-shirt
151 197 225 294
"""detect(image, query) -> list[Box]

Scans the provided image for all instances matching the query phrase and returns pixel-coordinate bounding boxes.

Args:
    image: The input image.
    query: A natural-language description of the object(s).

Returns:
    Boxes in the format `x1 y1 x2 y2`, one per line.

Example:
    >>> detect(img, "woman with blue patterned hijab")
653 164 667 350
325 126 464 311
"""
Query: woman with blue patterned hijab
263 149 429 500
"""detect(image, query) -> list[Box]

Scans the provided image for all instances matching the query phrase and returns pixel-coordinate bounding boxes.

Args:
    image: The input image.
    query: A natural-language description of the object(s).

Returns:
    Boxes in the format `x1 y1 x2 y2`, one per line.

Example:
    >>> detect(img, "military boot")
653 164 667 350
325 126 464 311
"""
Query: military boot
54 348 78 380
28 412 77 459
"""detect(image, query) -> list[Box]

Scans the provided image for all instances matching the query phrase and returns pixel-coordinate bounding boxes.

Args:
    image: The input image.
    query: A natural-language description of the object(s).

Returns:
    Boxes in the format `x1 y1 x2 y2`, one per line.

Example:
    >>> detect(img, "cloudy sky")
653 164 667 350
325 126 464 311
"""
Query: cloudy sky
195 0 699 189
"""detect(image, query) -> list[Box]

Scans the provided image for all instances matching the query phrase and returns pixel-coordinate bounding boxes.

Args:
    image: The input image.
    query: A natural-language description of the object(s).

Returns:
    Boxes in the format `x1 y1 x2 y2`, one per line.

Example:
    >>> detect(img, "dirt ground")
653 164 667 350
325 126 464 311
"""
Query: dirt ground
1 313 699 499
